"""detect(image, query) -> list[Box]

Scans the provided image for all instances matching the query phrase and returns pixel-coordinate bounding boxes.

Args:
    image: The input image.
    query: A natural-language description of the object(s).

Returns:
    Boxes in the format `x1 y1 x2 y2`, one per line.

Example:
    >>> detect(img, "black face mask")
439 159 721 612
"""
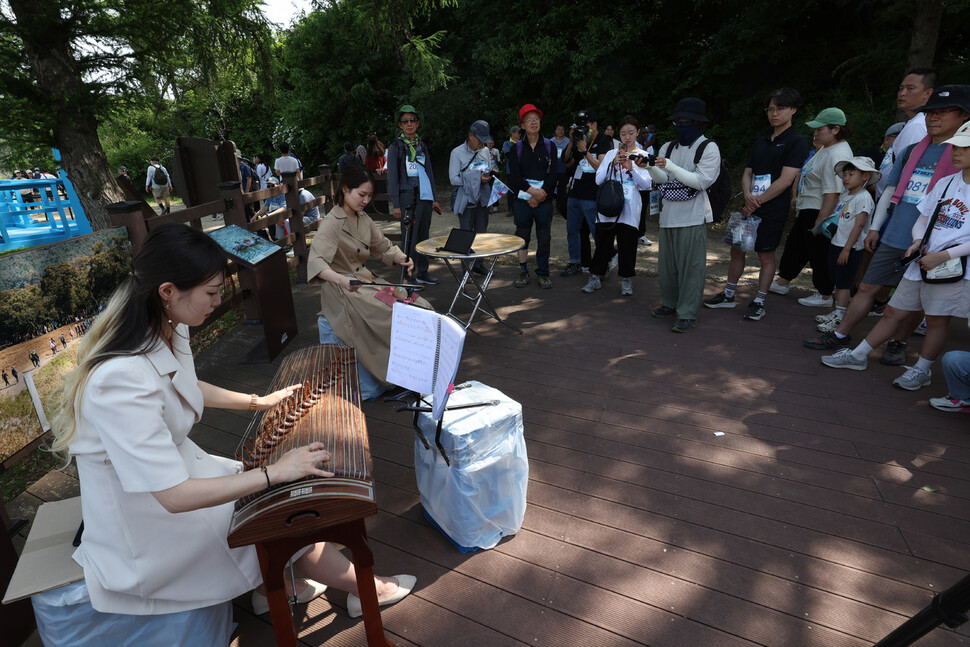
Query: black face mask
674 122 702 146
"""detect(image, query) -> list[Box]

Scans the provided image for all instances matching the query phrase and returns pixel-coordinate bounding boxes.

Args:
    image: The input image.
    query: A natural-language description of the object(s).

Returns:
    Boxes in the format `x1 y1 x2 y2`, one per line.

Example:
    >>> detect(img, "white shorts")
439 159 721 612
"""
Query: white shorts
889 277 970 317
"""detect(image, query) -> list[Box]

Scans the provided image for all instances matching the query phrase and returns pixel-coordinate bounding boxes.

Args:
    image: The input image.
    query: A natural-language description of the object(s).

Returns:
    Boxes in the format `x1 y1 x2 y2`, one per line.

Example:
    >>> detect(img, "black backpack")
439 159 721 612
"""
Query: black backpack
152 165 168 185
663 138 732 223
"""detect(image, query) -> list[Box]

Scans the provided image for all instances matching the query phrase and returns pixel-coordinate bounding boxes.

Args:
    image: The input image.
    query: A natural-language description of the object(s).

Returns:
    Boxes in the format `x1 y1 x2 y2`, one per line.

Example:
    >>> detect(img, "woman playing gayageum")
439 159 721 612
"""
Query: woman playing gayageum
48 223 413 645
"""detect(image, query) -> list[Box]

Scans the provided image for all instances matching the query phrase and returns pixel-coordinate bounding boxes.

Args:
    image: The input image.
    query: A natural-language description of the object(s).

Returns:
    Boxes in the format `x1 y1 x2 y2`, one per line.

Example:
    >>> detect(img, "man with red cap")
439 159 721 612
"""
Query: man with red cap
507 104 559 288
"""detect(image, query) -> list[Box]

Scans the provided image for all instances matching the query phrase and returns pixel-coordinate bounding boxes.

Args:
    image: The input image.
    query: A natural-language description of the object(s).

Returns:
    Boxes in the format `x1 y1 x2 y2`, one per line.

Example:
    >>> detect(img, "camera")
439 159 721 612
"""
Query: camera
628 153 657 166
571 111 590 141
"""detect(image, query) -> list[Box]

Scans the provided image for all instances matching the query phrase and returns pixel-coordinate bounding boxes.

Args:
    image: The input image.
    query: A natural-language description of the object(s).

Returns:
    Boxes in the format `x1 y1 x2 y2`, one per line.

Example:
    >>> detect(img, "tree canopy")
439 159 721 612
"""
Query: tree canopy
2 0 969 224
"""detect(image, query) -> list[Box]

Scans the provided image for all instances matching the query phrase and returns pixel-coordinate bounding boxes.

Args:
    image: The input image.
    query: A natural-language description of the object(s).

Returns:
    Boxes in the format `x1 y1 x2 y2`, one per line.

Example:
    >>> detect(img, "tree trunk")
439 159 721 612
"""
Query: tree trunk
907 0 942 69
9 0 126 231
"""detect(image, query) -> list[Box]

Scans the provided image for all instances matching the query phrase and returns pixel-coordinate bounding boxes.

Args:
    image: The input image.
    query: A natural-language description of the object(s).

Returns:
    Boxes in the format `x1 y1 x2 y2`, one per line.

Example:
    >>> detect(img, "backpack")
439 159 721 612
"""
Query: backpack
152 165 168 186
663 138 732 223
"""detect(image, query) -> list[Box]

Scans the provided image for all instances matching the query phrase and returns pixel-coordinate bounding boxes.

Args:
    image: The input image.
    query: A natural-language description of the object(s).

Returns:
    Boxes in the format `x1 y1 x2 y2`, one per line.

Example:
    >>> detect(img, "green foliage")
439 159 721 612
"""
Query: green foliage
0 286 48 343
40 262 82 322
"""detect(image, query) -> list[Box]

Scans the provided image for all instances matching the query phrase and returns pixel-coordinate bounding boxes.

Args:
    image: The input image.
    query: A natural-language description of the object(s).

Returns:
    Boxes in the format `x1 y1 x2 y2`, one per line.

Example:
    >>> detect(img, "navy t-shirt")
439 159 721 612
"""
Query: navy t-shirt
746 126 810 221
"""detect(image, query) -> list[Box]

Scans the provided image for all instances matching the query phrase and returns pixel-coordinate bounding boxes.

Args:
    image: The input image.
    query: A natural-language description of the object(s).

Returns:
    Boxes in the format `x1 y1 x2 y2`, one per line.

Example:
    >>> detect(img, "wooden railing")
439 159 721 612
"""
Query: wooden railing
105 165 400 334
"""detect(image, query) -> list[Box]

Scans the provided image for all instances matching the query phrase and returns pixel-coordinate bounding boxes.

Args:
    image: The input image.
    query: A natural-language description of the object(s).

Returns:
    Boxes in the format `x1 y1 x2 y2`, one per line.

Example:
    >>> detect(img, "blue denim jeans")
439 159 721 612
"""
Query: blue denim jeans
566 198 597 265
942 350 970 400
317 315 388 401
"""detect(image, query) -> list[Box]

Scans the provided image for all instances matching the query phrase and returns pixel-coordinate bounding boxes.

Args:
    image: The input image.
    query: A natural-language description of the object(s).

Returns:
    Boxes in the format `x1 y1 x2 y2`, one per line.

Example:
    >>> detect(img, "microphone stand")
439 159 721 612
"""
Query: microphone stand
400 185 419 284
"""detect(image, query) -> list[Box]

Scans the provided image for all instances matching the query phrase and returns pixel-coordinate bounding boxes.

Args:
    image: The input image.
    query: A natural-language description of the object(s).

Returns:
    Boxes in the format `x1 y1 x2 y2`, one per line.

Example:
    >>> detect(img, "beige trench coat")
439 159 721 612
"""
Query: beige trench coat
308 206 431 383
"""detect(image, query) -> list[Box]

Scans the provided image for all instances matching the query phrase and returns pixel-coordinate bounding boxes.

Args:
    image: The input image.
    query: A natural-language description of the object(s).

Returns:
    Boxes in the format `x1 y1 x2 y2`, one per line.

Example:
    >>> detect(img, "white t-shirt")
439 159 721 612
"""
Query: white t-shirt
876 113 927 198
907 172 970 281
830 189 874 250
796 141 853 211
255 163 272 190
274 155 301 176
595 149 652 228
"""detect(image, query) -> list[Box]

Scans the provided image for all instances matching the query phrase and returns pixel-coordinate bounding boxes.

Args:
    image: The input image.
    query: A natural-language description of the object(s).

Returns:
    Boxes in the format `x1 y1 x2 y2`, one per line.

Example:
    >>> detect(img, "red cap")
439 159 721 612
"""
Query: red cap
518 104 543 125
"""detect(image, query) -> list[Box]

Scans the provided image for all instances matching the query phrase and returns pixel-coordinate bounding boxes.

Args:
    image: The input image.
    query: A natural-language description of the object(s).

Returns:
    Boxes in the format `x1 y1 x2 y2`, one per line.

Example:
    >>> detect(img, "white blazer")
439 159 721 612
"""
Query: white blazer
70 324 261 614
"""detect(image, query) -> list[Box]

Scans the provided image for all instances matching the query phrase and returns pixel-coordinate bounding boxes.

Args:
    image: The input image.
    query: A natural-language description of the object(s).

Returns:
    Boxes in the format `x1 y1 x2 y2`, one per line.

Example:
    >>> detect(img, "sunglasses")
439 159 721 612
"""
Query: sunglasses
399 118 419 124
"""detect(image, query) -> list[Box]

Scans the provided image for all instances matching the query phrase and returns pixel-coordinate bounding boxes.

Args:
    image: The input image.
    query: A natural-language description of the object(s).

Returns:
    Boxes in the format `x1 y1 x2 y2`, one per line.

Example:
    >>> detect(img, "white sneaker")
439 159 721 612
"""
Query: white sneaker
620 277 633 296
638 236 653 246
816 316 842 333
581 275 602 293
913 318 928 336
815 310 840 324
893 366 932 391
769 280 790 295
798 292 833 307
821 348 867 371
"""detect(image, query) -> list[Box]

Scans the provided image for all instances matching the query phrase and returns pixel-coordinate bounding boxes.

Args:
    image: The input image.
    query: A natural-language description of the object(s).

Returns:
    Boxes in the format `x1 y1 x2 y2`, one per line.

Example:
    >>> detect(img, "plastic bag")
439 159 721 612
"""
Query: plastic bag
33 580 234 647
414 381 528 552
723 212 761 252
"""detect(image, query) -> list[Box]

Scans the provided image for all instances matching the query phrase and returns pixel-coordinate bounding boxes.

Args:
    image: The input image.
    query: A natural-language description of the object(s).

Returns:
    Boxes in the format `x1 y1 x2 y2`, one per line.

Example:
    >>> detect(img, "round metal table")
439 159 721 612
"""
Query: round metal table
416 233 525 333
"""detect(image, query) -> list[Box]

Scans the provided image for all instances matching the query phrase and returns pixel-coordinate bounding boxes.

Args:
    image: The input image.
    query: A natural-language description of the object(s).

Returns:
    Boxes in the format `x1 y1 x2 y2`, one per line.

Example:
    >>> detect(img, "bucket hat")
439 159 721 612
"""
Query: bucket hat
396 104 422 122
834 156 882 188
667 98 709 123
518 104 543 125
914 85 970 114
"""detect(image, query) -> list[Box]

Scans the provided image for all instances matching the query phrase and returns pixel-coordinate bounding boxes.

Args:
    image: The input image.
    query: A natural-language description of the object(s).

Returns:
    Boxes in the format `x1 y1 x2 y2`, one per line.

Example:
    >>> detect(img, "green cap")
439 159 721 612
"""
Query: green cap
805 107 847 128
396 104 422 122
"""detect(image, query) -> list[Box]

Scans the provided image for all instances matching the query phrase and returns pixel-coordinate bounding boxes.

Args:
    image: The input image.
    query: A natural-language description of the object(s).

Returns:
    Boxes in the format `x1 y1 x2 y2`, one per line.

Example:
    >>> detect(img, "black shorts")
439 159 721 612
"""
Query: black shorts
827 245 863 290
754 210 788 253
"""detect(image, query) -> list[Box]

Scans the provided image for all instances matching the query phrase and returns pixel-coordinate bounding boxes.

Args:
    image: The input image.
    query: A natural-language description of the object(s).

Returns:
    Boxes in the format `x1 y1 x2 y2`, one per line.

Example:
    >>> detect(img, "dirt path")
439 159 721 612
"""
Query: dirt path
0 323 87 399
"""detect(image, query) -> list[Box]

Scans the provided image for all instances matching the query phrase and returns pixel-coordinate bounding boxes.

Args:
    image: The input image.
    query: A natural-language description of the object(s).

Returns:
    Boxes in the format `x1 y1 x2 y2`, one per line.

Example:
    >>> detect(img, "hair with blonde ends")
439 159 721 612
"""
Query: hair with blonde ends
50 225 227 456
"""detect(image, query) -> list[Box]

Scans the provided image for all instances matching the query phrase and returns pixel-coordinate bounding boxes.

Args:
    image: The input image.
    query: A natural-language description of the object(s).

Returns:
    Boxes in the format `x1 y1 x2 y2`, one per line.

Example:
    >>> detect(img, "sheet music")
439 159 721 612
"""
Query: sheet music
432 316 466 420
387 303 466 420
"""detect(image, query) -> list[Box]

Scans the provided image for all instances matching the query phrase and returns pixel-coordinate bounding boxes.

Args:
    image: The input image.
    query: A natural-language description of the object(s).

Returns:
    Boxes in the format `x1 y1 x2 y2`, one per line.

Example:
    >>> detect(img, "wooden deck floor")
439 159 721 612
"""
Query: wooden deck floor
11 261 970 647
185 265 970 647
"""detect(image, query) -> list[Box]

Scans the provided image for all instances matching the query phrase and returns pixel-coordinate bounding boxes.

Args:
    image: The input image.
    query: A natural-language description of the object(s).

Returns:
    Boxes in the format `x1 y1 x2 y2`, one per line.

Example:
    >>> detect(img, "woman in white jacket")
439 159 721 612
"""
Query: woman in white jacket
48 224 413 644
583 115 652 295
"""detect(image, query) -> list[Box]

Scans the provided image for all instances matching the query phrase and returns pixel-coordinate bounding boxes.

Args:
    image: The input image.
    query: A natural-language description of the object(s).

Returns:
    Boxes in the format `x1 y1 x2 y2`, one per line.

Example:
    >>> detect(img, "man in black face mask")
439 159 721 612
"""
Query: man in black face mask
646 98 723 333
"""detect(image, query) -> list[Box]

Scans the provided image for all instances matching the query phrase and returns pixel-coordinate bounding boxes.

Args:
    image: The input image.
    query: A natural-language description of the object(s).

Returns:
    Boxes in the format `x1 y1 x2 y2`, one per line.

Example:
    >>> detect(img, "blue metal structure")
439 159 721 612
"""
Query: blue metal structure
0 149 93 252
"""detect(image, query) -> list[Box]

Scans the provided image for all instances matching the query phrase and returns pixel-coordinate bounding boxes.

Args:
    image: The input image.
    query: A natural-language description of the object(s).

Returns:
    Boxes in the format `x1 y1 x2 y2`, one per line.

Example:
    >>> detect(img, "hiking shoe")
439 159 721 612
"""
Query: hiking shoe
514 271 530 288
798 292 833 307
929 396 970 412
769 279 790 295
743 302 766 321
803 331 852 350
913 318 928 336
893 366 932 391
652 305 676 318
560 263 583 277
868 302 886 317
704 292 736 309
671 318 697 333
821 348 868 370
879 340 907 366
815 310 840 324
620 278 633 296
537 274 552 289
415 272 439 285
638 236 653 246
581 275 602 293
816 315 842 333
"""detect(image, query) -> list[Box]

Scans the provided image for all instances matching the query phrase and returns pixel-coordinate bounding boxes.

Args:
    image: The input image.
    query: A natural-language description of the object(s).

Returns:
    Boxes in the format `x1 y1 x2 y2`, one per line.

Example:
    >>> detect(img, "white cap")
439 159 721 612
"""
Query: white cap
944 121 970 148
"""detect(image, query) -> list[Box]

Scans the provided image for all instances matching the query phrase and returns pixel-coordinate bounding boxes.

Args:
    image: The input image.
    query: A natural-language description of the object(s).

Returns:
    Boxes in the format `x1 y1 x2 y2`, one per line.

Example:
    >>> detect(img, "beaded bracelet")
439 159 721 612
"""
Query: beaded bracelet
249 393 258 410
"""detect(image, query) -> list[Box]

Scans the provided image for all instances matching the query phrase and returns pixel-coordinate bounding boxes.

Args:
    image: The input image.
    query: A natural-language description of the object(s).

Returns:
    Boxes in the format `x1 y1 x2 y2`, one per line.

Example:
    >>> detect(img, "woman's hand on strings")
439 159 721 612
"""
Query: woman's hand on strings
257 384 303 410
270 443 334 482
